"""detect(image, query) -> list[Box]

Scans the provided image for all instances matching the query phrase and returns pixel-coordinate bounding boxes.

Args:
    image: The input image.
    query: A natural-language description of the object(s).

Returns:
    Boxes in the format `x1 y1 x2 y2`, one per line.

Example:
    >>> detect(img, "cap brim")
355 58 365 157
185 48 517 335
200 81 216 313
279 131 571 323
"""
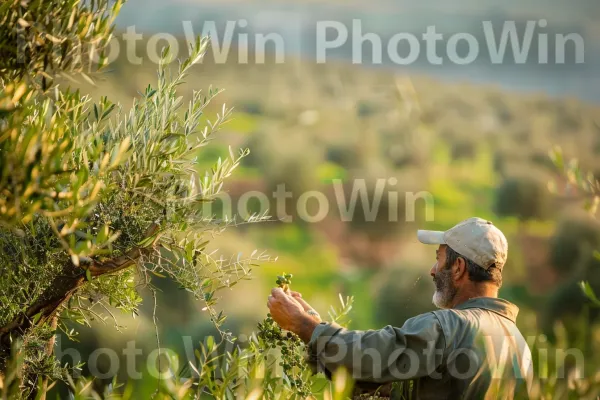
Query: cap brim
417 230 446 245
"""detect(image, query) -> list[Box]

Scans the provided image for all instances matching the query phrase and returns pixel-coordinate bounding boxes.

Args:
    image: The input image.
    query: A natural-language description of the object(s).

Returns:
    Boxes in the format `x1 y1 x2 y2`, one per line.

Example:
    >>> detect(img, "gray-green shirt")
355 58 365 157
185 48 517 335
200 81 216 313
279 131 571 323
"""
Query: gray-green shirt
307 297 533 399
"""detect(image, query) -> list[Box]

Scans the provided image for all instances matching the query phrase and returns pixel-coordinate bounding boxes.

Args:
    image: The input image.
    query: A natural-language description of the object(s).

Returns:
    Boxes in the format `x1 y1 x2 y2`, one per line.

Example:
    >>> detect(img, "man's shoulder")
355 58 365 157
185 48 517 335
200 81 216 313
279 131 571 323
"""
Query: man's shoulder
430 306 494 332
402 311 448 340
427 308 484 347
403 309 467 330
429 307 471 322
400 312 447 349
404 310 444 326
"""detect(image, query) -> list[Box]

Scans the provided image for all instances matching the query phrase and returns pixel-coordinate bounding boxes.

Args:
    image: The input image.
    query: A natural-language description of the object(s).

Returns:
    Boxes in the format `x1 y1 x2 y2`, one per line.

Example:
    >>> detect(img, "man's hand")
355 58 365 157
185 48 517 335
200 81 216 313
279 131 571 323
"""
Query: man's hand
289 291 322 322
267 288 321 343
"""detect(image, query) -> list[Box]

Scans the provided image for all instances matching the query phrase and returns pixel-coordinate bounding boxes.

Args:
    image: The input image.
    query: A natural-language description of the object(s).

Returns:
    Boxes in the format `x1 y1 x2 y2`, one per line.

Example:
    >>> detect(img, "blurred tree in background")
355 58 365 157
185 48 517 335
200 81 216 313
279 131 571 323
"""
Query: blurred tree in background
542 213 600 348
374 268 433 328
542 151 600 354
549 213 600 276
495 174 553 224
344 175 407 241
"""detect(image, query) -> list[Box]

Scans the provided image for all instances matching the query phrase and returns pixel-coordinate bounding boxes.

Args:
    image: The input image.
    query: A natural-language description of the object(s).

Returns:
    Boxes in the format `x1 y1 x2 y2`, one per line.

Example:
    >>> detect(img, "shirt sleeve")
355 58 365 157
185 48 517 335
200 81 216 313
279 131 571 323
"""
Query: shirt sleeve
306 312 446 384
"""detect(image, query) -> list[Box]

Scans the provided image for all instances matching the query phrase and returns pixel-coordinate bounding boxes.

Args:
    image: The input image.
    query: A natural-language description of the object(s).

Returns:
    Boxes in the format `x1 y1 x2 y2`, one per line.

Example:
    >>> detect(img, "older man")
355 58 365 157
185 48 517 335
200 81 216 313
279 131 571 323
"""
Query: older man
267 217 533 399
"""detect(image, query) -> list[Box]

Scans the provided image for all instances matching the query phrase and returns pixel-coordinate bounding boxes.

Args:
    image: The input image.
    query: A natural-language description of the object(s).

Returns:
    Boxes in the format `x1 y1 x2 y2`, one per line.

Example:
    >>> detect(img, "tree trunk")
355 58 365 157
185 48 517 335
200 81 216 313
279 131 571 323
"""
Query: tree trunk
0 224 159 350
36 315 59 400
0 224 159 378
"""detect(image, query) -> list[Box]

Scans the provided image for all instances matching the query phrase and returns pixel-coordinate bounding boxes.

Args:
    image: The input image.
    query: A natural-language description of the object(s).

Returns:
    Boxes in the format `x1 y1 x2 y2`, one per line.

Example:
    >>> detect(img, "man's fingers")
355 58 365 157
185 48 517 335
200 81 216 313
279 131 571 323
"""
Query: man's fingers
267 294 276 308
287 291 313 312
271 287 285 298
294 296 313 312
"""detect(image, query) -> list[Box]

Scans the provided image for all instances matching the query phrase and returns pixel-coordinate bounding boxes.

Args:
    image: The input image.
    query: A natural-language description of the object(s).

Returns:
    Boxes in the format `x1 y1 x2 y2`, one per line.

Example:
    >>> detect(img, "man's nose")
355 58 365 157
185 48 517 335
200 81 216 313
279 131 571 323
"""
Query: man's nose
430 263 436 277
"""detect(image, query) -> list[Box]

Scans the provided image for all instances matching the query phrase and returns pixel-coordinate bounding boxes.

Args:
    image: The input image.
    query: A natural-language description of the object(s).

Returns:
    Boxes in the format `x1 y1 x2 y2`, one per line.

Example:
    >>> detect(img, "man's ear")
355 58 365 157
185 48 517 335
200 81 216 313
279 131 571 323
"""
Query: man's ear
453 257 467 281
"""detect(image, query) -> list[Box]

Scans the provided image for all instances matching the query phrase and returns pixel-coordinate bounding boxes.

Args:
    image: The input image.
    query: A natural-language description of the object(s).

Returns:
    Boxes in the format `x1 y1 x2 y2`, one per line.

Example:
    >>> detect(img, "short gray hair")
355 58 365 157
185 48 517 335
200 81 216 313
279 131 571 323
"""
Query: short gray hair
446 246 503 287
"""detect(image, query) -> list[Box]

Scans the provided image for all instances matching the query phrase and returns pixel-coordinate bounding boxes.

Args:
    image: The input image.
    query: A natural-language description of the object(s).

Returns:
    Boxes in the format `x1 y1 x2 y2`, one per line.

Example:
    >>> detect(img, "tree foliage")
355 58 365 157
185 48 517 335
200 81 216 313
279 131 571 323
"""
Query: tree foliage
0 1 275 394
0 0 122 88
0 2 363 398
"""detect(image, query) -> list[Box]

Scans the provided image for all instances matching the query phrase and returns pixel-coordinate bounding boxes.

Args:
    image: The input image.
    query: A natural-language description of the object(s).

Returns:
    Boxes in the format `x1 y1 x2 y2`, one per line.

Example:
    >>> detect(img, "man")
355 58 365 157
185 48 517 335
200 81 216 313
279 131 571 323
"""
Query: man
267 217 533 399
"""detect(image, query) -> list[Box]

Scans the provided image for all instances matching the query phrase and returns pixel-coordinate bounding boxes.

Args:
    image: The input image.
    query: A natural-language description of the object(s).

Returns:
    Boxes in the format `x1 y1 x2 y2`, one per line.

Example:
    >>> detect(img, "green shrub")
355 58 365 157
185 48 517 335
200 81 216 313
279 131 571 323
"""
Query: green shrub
356 100 379 118
494 174 553 222
450 139 477 161
374 268 434 328
549 213 600 275
342 179 408 240
326 143 361 170
236 99 264 116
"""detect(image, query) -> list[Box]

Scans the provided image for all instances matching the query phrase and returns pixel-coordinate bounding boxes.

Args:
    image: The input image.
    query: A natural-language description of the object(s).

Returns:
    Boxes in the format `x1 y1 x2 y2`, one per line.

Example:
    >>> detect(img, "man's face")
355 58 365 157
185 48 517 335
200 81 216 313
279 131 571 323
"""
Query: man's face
430 245 458 309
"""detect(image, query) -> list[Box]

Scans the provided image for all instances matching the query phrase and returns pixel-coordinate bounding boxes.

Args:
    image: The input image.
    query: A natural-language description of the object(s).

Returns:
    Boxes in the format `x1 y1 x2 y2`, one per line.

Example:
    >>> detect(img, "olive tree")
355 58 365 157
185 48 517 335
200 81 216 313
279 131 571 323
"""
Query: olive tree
0 1 272 396
0 0 123 88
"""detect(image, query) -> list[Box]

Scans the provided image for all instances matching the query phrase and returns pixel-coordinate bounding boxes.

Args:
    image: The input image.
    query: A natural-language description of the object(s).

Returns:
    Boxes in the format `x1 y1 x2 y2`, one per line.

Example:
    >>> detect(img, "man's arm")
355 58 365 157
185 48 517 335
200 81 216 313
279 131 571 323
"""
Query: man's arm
267 288 447 384
306 313 446 384
295 313 321 343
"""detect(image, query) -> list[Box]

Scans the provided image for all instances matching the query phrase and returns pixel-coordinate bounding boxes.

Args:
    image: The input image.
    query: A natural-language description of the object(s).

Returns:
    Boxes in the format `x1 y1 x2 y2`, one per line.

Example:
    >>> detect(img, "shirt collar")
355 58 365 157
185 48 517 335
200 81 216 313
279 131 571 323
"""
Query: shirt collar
454 297 519 322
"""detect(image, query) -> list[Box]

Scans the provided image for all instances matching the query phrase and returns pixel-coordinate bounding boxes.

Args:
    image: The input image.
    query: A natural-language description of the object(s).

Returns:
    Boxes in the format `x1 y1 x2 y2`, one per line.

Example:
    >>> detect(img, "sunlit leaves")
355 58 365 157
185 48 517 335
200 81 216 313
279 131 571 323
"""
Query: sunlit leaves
1 5 269 389
328 294 355 327
580 281 600 307
0 0 125 88
550 147 600 308
549 146 600 201
0 85 128 230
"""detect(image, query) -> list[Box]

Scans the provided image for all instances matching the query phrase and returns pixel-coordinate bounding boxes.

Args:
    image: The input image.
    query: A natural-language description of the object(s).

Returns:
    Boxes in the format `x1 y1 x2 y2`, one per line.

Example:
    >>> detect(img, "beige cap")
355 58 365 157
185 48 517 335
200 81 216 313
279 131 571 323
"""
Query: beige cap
417 217 508 270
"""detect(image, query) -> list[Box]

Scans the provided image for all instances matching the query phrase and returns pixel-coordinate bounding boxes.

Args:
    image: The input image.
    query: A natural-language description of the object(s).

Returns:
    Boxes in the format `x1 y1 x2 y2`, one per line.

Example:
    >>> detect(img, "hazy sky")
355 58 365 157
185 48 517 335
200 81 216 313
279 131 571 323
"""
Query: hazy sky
114 0 599 102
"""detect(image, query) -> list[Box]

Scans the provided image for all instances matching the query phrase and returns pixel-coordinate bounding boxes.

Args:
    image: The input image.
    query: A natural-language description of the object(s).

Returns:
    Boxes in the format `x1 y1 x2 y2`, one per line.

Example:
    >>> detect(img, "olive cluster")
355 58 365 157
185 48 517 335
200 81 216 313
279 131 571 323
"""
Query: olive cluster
257 273 311 397
275 273 293 292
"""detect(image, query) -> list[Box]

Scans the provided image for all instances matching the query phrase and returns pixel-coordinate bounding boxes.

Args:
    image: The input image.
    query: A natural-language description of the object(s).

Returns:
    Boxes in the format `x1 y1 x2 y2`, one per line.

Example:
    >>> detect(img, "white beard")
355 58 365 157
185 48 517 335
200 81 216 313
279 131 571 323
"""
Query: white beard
432 268 457 309
432 290 451 309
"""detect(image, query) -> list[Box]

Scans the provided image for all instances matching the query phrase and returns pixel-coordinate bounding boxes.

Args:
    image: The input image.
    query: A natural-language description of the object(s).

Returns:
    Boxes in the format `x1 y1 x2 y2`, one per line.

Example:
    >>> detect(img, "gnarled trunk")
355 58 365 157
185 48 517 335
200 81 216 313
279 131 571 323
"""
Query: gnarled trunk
0 223 159 391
